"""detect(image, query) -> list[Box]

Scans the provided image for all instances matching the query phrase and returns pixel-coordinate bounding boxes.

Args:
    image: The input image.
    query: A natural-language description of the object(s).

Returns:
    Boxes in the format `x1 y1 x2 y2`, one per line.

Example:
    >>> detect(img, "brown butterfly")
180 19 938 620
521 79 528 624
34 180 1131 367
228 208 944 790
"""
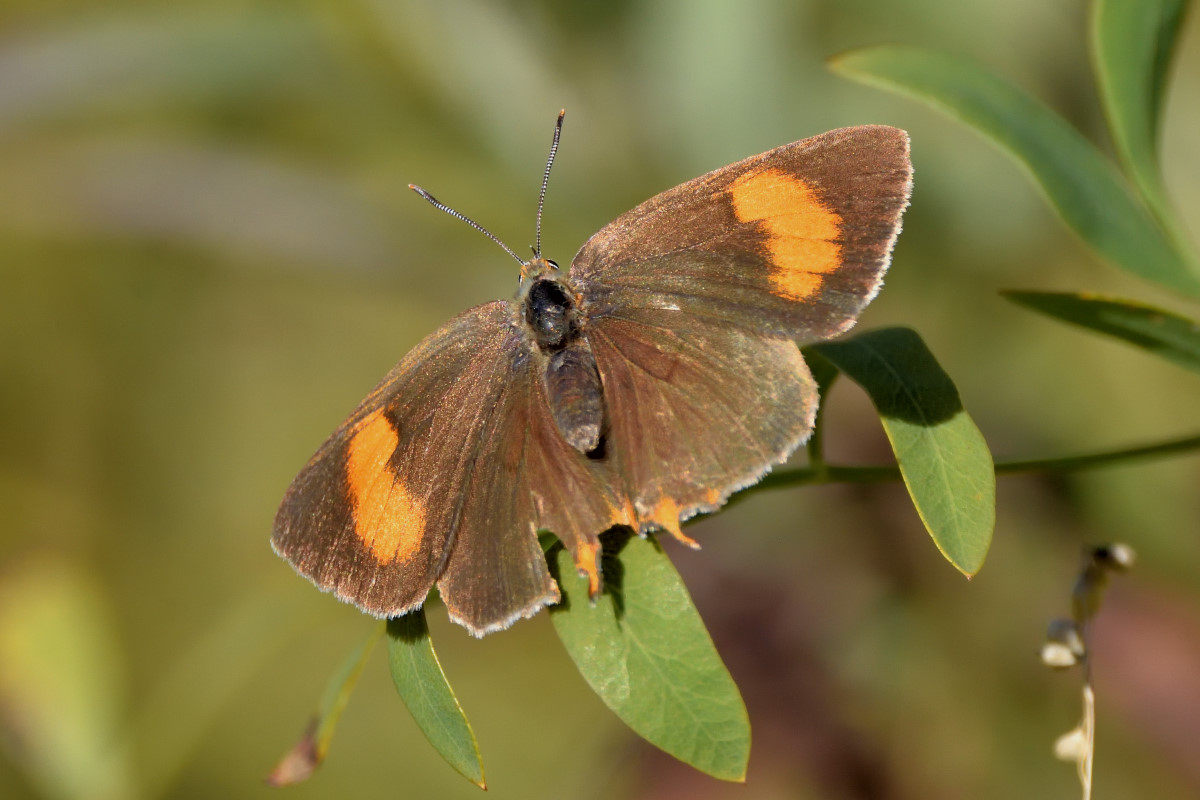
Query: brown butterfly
273 112 912 636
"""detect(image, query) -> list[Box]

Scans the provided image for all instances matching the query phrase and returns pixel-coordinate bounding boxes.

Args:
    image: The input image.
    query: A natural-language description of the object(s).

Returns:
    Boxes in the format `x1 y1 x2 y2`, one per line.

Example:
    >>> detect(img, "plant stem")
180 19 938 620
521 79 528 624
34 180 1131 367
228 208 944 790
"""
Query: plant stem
756 431 1200 493
993 433 1200 474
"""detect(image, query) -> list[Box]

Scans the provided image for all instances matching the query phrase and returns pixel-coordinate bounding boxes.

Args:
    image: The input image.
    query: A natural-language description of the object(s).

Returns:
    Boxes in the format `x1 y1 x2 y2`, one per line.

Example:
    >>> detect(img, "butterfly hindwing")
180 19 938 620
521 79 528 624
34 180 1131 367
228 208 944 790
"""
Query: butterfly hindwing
435 347 634 632
585 307 818 538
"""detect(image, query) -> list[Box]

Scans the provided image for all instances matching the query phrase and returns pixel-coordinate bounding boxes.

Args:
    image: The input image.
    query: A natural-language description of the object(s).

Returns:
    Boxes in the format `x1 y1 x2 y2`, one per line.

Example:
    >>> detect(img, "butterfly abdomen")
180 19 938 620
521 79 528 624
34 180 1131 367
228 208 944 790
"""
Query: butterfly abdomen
543 342 604 453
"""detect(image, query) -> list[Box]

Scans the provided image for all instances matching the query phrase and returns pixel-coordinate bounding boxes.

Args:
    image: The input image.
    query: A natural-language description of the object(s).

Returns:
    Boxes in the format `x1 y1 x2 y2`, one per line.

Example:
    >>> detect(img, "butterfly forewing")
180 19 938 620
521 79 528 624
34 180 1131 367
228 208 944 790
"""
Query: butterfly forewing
272 303 526 621
572 126 911 343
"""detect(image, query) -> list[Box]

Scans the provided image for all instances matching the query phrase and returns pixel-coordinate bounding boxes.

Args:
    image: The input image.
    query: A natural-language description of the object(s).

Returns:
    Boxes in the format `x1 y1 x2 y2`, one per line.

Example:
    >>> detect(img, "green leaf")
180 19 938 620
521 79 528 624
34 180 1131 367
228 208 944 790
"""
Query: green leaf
267 625 385 786
386 610 485 789
1091 0 1189 220
811 327 996 576
830 45 1200 296
1003 290 1200 375
550 533 750 782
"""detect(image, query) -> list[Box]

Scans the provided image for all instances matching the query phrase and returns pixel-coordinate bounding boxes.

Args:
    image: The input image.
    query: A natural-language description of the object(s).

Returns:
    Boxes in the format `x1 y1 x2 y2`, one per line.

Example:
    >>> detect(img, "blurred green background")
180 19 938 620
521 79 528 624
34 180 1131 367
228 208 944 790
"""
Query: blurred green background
2 1 1200 798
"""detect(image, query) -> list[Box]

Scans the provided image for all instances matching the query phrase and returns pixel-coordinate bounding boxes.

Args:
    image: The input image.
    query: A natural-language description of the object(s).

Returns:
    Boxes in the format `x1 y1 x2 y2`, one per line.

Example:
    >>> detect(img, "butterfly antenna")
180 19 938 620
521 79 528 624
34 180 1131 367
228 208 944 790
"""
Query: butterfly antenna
534 109 565 259
409 184 525 267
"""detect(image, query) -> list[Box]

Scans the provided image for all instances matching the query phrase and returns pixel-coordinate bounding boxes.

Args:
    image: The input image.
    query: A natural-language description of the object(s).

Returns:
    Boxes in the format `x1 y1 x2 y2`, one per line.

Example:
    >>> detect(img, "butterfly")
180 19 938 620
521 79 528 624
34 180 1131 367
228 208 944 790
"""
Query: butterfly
273 112 912 636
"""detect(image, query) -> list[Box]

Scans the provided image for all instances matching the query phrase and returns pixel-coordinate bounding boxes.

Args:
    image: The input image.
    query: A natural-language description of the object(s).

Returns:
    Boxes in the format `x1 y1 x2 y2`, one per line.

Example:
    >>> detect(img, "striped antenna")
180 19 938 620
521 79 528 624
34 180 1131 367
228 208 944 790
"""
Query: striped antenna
534 110 565 259
408 184 525 267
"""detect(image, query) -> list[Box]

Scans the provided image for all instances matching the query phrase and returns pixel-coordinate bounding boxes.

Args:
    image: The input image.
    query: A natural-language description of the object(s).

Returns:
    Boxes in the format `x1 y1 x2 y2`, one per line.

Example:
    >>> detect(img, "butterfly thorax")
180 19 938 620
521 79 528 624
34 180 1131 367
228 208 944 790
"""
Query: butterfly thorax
516 259 606 455
521 270 579 350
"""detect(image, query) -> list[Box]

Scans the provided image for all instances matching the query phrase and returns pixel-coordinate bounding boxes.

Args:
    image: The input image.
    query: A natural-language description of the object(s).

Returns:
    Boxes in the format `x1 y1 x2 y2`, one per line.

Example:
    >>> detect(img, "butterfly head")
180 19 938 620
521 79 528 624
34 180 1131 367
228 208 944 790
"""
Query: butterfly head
520 257 560 282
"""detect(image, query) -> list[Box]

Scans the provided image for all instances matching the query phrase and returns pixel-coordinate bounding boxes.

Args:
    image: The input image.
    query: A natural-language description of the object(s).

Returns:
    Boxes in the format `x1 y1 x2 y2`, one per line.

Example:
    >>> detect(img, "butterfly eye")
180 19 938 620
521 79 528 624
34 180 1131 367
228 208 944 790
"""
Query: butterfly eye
546 259 560 270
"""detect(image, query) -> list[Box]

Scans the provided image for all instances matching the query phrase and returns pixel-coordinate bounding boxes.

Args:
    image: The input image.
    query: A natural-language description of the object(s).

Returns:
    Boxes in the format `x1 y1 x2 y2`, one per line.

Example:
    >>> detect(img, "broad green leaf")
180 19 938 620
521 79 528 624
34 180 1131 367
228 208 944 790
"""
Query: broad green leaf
0 558 133 800
811 327 995 575
267 625 385 786
1003 290 1200 375
386 610 485 789
550 533 750 782
1091 0 1189 221
831 45 1200 296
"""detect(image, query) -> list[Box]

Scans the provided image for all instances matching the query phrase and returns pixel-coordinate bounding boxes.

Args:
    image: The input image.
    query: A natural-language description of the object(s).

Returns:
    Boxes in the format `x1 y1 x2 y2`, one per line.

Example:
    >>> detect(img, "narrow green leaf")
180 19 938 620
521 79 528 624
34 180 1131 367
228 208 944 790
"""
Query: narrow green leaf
550 533 750 782
386 610 485 789
1091 0 1189 220
267 625 384 786
811 327 996 575
1003 290 1200 375
831 45 1200 296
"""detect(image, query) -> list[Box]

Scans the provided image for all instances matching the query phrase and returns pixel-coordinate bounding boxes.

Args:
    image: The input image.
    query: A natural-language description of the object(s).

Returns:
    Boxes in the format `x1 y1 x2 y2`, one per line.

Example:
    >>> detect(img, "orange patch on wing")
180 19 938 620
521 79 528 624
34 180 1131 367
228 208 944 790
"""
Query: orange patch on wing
728 168 842 301
574 540 602 598
346 410 426 564
645 496 699 549
607 496 638 529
